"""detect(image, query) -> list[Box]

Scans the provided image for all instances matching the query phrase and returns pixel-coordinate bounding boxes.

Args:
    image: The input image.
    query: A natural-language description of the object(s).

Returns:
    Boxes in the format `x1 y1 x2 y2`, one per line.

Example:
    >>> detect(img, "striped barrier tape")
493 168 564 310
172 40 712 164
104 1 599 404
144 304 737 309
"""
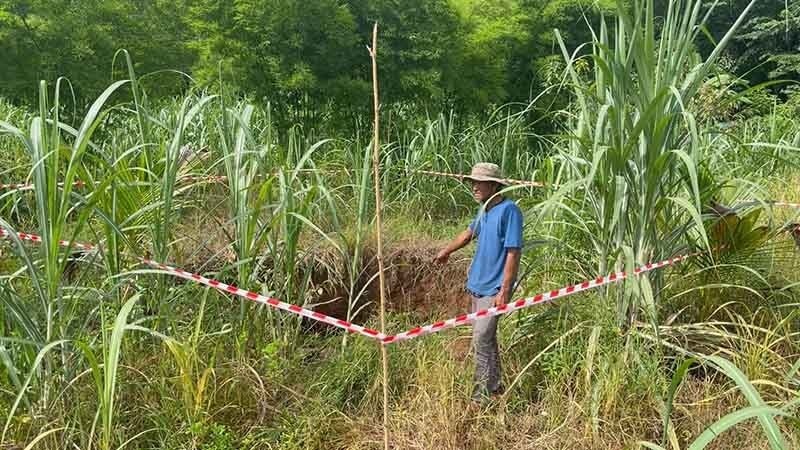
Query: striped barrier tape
2 174 798 209
1 168 543 190
0 180 87 191
177 175 229 184
1 229 97 251
0 171 344 191
411 169 545 188
381 252 696 344
0 226 702 346
179 169 350 184
385 223 800 344
0 177 231 190
180 170 544 187
0 227 384 341
0 183 34 191
139 258 384 341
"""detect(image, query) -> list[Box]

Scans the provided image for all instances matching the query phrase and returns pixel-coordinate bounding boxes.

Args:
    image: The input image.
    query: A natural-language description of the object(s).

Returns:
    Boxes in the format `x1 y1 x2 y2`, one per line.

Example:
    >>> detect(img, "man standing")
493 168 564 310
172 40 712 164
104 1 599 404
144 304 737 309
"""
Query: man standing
434 162 523 403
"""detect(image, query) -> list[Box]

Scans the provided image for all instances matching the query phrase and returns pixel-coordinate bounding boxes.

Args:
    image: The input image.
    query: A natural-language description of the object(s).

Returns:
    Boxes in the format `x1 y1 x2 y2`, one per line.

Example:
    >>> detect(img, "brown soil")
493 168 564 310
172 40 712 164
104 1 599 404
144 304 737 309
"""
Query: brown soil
308 239 471 323
171 216 471 324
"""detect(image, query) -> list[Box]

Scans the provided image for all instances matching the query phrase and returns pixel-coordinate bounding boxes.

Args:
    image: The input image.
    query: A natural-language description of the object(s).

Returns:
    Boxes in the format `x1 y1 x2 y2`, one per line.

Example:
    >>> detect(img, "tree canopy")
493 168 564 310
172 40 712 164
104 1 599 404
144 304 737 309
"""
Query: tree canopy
0 0 796 111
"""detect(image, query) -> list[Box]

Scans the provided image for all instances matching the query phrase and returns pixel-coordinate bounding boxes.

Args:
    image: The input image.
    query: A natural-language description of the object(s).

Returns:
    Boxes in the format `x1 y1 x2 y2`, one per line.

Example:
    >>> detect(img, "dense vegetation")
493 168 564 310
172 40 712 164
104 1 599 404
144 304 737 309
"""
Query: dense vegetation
1 0 798 114
1 1 799 449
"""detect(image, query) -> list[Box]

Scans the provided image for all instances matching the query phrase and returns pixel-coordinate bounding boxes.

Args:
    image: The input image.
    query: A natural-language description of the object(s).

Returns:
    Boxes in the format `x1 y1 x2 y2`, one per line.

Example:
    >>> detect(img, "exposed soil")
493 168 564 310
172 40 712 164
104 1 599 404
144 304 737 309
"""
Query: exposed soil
307 239 472 323
172 215 472 324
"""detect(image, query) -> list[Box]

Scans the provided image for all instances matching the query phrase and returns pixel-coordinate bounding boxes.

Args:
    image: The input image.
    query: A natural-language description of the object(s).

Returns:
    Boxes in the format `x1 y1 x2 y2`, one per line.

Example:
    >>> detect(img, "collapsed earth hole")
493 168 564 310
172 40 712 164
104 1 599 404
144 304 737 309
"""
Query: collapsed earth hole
306 240 471 325
170 224 472 333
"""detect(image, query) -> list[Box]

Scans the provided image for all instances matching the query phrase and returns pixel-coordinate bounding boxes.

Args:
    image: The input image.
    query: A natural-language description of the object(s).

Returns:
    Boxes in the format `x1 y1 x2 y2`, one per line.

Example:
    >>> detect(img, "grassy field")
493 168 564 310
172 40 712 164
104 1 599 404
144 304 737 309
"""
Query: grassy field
1 1 800 449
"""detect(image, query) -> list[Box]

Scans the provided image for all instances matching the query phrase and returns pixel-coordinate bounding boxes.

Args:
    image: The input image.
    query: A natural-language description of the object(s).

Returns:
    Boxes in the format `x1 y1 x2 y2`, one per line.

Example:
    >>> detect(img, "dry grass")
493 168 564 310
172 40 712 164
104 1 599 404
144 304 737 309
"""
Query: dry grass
337 375 797 450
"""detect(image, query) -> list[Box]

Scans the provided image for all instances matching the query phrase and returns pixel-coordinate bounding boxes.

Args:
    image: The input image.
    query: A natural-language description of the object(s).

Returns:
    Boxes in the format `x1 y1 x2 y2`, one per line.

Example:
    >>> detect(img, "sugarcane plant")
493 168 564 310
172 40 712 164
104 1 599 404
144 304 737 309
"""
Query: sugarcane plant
550 0 759 329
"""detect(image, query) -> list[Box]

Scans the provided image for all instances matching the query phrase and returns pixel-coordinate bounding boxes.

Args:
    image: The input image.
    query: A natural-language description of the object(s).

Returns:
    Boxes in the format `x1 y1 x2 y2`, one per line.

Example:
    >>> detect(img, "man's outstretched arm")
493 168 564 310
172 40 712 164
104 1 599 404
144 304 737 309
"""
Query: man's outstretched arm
495 248 521 307
434 228 474 264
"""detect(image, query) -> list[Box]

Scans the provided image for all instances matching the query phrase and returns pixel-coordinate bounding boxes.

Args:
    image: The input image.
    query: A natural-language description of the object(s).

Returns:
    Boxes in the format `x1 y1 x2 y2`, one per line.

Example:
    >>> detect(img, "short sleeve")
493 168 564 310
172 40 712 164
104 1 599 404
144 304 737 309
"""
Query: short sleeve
468 211 481 236
504 205 523 248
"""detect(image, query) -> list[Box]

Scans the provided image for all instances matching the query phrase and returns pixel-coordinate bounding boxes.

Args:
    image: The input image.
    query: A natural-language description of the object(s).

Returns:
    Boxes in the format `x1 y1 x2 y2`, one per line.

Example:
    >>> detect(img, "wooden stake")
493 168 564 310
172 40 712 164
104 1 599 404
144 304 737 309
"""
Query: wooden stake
368 22 390 450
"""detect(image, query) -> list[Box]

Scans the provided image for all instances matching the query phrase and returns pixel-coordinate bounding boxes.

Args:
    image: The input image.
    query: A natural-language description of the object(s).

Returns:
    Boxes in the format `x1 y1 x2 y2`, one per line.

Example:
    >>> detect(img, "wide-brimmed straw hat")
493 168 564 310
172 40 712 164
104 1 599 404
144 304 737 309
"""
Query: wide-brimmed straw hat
463 162 509 186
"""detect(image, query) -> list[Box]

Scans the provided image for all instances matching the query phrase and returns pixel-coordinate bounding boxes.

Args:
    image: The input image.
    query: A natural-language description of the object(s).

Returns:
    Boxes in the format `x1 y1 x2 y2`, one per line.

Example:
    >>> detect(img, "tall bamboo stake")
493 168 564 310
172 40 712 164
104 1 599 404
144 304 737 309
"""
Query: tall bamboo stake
368 22 390 450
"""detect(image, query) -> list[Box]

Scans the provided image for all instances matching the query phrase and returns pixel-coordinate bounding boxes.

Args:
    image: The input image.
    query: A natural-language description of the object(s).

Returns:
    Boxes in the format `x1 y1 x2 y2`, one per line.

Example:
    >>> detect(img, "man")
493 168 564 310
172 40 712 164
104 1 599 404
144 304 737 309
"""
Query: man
434 162 523 403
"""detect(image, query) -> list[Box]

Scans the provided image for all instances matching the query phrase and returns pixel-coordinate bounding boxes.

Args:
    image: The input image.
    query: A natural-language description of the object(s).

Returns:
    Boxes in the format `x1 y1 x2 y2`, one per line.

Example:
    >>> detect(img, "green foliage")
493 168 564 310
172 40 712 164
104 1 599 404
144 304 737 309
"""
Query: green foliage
84 295 140 450
188 0 463 108
1 0 796 118
199 423 236 450
0 0 194 104
351 0 461 104
663 0 800 90
640 356 790 450
189 0 365 104
447 0 530 108
548 0 758 328
0 4 799 445
0 0 650 117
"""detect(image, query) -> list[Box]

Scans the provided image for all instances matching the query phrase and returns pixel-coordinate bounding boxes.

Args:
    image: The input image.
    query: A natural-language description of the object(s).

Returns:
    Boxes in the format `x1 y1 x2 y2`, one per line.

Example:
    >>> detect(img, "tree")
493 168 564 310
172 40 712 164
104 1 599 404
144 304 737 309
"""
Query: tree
0 1 42 102
657 0 800 92
347 0 461 105
0 0 194 105
445 0 530 110
735 1 800 88
189 0 365 105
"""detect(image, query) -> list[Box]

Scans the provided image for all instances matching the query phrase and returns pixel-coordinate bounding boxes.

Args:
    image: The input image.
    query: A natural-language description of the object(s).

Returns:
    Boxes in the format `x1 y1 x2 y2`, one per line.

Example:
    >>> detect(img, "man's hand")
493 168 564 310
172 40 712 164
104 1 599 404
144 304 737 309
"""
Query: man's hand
434 229 473 265
433 249 450 264
495 287 510 307
496 249 521 308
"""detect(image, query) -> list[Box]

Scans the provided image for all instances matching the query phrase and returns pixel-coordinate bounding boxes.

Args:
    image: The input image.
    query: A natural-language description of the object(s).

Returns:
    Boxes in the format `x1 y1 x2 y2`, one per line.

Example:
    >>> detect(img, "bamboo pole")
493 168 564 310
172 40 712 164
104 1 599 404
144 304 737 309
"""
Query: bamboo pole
368 22 390 450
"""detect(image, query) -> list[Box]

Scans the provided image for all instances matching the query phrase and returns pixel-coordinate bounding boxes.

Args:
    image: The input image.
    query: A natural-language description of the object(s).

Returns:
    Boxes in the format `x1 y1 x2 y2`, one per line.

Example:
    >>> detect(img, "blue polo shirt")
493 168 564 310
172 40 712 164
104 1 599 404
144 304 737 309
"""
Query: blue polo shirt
467 198 524 297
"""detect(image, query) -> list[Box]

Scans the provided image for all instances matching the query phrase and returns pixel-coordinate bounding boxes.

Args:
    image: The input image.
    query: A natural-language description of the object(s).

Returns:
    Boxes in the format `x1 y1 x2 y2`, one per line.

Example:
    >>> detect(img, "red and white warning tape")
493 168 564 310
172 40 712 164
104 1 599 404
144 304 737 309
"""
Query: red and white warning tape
773 201 800 209
139 258 384 340
0 226 702 345
381 252 696 344
0 180 87 191
0 183 33 191
3 174 798 209
2 229 97 251
0 171 343 191
0 227 384 341
179 175 228 184
0 177 222 190
412 169 545 188
178 170 346 184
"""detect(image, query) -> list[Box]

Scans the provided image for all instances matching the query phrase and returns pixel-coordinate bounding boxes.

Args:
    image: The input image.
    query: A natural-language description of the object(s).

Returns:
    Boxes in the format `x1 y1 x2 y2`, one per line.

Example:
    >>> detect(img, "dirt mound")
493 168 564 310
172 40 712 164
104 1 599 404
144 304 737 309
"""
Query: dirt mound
309 239 471 323
383 242 471 316
171 212 471 323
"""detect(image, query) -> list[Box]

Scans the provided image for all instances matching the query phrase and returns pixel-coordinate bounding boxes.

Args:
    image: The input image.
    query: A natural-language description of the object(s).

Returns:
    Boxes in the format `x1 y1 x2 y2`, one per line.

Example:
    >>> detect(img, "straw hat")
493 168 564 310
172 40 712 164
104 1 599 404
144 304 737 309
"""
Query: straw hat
464 162 508 186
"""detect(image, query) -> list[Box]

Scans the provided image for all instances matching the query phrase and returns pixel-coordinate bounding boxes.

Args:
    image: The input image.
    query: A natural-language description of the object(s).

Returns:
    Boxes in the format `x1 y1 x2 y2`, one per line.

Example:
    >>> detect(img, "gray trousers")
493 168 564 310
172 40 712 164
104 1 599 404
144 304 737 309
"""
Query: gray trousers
470 294 503 400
